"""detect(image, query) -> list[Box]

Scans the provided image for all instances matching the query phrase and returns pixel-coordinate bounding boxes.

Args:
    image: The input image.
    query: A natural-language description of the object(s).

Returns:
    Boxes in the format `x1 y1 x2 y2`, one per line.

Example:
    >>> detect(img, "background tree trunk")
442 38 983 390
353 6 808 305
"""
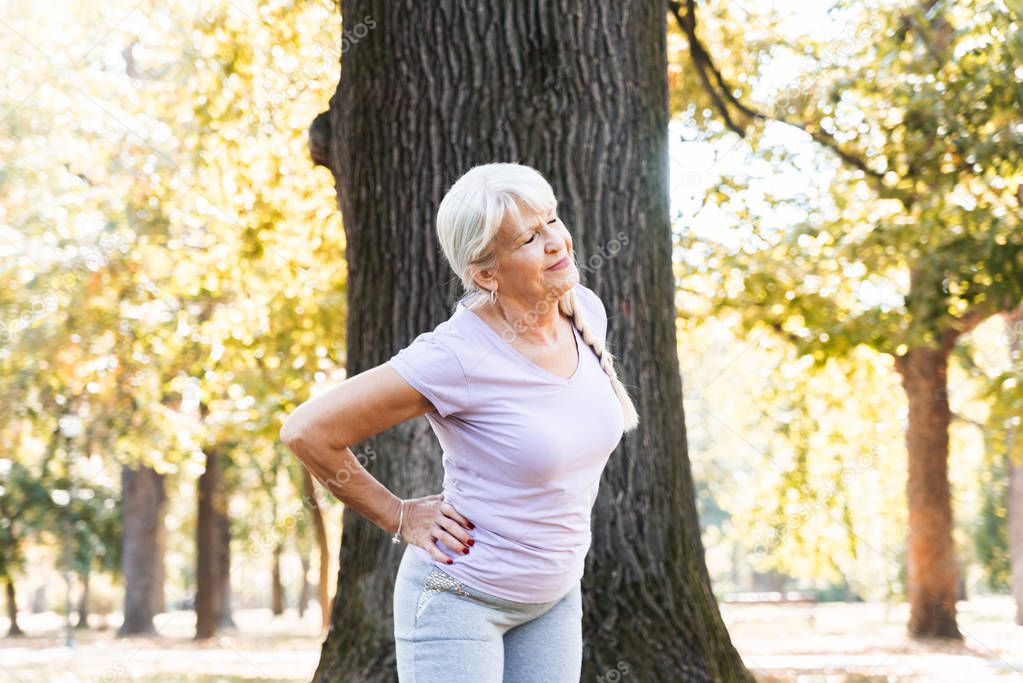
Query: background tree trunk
153 502 167 615
302 468 331 630
118 464 165 637
272 542 285 616
309 2 750 680
196 448 220 638
894 347 961 638
75 569 90 629
217 505 235 630
298 552 311 618
196 447 233 638
6 579 23 637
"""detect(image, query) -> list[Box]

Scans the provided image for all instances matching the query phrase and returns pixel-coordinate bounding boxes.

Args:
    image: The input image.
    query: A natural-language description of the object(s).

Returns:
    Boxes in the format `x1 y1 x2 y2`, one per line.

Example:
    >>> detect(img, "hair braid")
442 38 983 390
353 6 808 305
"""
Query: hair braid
560 289 639 433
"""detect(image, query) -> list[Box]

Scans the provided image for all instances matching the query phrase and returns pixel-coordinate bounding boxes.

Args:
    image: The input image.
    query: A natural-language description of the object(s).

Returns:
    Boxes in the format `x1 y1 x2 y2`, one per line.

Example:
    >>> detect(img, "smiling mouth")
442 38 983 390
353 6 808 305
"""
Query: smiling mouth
548 255 570 270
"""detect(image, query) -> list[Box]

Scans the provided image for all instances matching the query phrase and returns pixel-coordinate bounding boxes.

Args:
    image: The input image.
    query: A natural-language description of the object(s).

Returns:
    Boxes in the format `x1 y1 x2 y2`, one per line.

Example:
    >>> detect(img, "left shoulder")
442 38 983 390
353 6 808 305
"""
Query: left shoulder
573 282 605 315
571 282 608 337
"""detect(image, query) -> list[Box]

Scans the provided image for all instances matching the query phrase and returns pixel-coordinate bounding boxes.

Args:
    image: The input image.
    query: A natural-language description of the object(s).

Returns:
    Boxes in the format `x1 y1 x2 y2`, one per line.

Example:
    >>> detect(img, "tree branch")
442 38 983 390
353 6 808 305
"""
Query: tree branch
667 0 888 187
951 411 986 430
940 298 1022 354
669 0 747 137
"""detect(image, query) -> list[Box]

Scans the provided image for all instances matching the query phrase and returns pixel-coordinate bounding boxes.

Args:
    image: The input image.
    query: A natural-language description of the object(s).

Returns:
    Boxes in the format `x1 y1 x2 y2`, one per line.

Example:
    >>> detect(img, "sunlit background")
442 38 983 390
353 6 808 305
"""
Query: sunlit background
2 0 1020 680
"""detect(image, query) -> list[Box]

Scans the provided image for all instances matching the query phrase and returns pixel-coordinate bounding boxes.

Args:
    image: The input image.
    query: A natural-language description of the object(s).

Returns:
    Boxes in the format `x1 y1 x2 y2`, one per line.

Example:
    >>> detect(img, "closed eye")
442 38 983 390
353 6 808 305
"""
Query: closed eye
523 217 557 245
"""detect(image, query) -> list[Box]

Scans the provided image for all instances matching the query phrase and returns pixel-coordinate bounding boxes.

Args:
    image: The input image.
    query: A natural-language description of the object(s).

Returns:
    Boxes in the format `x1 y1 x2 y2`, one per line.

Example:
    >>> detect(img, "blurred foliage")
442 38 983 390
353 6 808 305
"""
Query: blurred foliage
973 449 1011 591
963 312 1022 591
670 0 1021 596
1 0 1019 614
671 0 1022 355
0 0 344 609
0 460 51 580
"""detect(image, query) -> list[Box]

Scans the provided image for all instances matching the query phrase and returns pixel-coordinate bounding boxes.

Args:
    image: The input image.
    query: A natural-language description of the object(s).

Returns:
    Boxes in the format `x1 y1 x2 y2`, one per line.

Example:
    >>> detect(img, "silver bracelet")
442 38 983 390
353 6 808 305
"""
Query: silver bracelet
391 499 405 544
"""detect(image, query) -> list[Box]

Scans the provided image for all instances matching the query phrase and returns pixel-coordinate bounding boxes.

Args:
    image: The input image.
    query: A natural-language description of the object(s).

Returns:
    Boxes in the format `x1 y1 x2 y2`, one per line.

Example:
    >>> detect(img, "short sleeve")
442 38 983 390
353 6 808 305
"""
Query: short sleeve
387 333 470 417
573 283 608 340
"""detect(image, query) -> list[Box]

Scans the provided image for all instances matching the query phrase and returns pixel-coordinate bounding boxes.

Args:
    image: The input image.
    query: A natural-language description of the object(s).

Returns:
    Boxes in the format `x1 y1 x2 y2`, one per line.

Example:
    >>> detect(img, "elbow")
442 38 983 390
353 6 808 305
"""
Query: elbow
280 414 344 454
279 413 309 450
280 422 317 470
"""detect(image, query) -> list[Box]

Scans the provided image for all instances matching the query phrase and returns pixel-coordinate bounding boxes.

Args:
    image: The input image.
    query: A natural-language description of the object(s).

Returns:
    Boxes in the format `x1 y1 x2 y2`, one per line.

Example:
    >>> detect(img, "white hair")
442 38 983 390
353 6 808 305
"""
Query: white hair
435 162 639 433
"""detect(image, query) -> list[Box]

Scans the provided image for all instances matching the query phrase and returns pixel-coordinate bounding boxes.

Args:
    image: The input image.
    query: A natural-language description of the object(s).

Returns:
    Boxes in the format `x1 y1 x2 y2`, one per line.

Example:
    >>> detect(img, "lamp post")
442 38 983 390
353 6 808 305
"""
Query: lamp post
58 413 81 648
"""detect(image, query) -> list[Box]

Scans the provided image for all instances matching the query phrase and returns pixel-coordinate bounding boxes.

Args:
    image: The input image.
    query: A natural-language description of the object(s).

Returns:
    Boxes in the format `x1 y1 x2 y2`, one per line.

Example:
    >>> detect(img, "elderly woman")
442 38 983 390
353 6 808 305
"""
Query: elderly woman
281 162 639 682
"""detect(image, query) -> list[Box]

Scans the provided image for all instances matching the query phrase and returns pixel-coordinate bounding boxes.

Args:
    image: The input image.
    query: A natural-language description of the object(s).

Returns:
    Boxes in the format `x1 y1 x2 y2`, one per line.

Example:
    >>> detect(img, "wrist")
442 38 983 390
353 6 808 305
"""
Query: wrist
387 495 404 537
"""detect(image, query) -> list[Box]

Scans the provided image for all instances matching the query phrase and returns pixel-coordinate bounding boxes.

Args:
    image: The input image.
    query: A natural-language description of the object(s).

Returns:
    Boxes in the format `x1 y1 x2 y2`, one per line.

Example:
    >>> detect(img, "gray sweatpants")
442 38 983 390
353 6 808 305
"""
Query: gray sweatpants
393 545 583 682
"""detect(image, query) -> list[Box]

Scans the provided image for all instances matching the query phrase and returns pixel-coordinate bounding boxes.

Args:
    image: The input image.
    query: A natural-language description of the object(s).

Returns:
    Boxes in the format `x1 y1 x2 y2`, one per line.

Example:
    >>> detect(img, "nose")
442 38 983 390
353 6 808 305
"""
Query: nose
544 223 571 254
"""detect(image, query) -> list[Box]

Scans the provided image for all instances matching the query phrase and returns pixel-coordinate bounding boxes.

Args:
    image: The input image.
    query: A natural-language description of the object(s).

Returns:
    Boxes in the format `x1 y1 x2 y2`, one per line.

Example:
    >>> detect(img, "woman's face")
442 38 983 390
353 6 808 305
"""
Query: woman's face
481 201 578 308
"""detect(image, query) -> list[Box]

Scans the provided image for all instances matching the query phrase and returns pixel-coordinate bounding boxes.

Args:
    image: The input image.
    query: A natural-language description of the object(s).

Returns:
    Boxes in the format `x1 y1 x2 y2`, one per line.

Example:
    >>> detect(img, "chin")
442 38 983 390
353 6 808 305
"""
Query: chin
548 272 579 294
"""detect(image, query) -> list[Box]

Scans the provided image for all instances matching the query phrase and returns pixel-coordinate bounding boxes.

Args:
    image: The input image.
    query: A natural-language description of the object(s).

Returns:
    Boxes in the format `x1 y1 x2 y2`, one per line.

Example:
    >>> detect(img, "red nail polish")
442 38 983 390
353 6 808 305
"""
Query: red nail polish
463 547 470 554
467 522 475 529
467 539 475 546
447 558 454 565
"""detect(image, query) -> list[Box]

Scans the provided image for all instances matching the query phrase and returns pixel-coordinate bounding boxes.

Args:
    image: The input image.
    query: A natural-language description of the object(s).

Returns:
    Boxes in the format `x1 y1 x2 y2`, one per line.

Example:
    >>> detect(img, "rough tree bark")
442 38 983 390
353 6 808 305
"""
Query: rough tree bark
306 1 751 680
118 464 166 637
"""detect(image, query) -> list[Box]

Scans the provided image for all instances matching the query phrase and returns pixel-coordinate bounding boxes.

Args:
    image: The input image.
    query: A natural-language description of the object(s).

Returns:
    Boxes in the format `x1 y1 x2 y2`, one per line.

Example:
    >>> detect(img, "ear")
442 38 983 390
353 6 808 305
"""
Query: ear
470 265 496 292
468 257 499 286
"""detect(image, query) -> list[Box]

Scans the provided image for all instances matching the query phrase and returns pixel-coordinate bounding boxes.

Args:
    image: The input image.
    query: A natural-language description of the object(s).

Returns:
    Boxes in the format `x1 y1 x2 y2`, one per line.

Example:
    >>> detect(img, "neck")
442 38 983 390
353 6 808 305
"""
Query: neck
473 295 567 346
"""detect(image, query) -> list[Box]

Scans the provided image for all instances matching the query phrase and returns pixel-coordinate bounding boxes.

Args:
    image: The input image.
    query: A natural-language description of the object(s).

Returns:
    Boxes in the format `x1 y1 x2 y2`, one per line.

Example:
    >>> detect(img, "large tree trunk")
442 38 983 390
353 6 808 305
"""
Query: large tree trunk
307 2 750 680
895 347 961 638
302 468 331 630
6 579 23 637
118 464 166 637
196 448 234 638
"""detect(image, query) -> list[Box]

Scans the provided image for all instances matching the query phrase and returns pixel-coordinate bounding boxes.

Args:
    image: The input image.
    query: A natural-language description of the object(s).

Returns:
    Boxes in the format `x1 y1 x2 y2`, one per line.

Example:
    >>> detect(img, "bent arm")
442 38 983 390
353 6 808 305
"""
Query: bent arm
280 363 435 534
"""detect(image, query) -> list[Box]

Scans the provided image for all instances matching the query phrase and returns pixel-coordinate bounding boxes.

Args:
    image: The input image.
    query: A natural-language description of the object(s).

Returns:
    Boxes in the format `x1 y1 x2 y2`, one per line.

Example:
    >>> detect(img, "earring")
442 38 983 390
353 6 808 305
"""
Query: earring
488 289 497 305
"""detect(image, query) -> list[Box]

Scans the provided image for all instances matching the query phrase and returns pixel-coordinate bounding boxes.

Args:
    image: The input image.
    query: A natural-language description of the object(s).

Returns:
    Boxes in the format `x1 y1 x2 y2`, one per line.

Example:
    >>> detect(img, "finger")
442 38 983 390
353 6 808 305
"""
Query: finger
440 501 474 530
425 539 454 564
436 515 473 548
421 536 454 564
433 524 470 555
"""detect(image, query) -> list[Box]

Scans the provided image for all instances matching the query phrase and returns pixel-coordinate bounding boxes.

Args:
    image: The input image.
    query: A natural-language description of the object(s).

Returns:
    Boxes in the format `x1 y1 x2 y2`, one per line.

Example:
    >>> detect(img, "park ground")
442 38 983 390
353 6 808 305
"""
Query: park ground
0 596 1020 681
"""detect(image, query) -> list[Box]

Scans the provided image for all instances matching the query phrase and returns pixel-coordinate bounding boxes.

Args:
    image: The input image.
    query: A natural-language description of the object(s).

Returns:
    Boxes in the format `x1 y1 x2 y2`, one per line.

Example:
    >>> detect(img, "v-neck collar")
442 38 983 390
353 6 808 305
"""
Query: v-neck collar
457 300 582 385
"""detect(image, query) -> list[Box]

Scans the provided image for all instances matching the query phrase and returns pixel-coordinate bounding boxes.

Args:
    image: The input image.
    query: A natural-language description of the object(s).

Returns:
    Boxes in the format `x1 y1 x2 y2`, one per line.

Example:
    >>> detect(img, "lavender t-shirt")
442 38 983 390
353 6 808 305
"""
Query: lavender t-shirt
386 282 625 603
